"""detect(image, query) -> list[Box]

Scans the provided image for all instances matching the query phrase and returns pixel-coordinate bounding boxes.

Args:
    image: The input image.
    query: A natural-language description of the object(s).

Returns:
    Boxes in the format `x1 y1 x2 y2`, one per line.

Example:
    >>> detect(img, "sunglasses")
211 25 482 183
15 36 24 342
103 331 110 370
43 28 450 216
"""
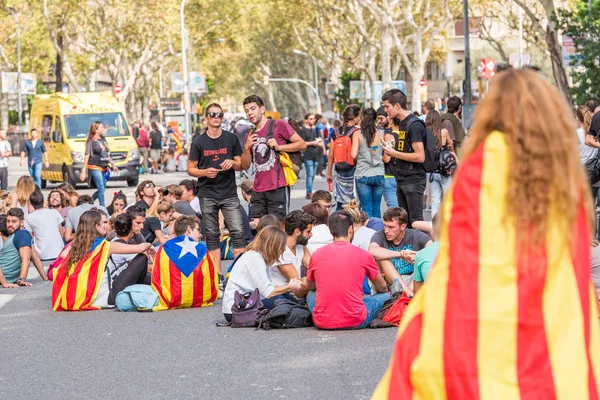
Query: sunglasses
207 112 224 119
145 183 155 188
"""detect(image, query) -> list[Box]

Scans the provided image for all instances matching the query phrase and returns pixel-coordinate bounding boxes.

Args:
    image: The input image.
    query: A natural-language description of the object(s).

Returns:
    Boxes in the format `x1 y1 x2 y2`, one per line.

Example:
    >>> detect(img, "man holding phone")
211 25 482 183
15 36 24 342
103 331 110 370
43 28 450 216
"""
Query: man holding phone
187 103 246 287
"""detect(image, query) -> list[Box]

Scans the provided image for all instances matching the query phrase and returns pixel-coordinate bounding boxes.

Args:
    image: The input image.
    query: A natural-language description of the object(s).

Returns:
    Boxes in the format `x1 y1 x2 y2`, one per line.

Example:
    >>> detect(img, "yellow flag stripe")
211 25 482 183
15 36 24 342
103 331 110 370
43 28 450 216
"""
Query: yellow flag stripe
589 285 600 393
544 224 588 400
476 134 519 400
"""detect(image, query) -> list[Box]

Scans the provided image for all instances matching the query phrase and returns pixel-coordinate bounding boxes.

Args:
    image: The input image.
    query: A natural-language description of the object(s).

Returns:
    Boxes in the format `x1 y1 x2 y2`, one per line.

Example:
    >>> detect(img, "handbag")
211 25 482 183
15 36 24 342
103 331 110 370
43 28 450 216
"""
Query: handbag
231 288 264 328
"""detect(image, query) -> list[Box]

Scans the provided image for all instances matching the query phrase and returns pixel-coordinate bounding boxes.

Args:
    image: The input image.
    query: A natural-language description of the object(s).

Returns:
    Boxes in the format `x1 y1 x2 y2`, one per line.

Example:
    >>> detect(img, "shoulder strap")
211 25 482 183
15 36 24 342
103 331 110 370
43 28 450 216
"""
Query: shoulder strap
346 126 359 137
266 119 275 141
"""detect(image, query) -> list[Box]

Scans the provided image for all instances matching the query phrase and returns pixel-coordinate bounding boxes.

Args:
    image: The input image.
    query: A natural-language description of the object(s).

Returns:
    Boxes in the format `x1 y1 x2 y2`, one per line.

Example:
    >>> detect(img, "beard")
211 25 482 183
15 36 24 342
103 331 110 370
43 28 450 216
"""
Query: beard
296 234 309 246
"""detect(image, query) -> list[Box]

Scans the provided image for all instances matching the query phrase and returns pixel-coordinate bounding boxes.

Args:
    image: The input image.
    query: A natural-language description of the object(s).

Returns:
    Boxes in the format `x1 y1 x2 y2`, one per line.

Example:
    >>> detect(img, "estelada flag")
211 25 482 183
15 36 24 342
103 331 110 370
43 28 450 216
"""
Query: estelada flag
373 131 600 399
52 239 110 311
151 235 218 311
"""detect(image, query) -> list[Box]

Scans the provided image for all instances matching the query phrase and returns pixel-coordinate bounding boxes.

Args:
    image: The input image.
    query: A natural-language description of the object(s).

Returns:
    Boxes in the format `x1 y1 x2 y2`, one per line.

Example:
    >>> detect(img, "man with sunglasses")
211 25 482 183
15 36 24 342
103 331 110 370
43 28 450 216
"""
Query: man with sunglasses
134 180 159 211
188 103 246 282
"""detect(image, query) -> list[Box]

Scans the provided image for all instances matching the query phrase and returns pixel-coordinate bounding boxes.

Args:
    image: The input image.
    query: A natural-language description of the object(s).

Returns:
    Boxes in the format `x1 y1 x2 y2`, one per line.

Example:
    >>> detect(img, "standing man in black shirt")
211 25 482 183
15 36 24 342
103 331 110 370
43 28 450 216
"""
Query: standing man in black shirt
187 103 246 283
148 122 163 174
298 113 323 199
381 89 427 226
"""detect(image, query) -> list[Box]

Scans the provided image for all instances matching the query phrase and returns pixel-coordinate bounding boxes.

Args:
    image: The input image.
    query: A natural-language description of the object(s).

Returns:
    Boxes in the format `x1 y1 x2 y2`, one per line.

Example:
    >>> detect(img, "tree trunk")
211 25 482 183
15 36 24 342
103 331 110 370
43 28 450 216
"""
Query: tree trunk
410 72 423 112
380 23 393 92
55 34 63 93
367 49 378 107
546 25 573 107
0 92 8 130
266 84 277 112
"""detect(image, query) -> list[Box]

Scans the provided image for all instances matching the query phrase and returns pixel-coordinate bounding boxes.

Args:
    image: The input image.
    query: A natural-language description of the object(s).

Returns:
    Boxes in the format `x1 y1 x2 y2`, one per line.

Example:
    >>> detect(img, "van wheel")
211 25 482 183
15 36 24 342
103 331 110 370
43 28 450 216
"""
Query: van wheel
62 169 76 187
41 179 47 189
127 176 139 187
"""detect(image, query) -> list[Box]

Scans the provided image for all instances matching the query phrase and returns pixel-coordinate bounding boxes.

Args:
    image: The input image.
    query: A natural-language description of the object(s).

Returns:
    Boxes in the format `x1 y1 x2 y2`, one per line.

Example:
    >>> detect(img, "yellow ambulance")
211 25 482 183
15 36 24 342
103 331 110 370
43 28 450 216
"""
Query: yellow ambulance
30 91 140 188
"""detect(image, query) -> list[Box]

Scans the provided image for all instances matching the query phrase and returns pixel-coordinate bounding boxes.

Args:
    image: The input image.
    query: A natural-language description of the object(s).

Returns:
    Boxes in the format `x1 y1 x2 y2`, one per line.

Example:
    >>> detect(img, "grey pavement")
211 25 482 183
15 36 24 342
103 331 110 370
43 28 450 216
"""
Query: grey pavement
0 159 397 400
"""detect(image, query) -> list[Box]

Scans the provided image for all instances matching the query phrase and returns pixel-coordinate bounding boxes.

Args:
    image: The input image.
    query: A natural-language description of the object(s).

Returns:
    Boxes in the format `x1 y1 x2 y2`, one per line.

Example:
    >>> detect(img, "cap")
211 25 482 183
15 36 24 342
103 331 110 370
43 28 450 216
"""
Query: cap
239 180 254 194
377 106 387 116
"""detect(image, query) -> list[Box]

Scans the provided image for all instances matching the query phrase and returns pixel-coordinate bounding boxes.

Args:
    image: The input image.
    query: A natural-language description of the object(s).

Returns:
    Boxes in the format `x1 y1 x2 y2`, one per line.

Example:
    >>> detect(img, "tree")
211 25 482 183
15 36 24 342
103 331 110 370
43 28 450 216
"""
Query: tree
554 0 600 104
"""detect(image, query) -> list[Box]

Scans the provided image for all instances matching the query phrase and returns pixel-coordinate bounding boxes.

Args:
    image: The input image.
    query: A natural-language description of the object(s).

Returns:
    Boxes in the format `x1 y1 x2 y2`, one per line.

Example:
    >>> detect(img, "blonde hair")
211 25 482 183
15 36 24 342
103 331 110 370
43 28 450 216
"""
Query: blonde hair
157 201 173 215
0 190 11 214
576 106 593 134
343 199 362 224
463 69 594 247
15 176 35 205
247 226 286 266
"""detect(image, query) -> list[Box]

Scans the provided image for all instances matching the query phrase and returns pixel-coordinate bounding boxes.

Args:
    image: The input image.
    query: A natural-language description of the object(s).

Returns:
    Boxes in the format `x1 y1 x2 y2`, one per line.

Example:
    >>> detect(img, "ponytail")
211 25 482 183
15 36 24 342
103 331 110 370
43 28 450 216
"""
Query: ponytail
576 106 593 134
360 108 377 145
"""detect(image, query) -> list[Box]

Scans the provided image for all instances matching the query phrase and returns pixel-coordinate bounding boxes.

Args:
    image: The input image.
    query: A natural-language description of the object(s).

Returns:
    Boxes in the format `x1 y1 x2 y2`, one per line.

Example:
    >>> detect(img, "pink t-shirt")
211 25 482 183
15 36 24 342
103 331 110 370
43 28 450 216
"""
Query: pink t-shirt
252 119 295 192
307 241 381 329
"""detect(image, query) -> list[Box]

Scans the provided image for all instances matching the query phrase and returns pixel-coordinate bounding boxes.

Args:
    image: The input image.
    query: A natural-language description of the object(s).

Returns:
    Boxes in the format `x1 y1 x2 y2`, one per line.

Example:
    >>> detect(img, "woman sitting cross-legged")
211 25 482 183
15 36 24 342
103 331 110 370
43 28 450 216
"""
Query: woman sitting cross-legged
52 209 152 311
221 226 302 323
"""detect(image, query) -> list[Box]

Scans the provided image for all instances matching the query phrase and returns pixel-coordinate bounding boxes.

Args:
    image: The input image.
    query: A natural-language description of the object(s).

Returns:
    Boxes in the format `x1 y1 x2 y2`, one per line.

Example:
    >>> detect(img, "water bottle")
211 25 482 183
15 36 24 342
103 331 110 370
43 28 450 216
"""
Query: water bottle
328 181 333 191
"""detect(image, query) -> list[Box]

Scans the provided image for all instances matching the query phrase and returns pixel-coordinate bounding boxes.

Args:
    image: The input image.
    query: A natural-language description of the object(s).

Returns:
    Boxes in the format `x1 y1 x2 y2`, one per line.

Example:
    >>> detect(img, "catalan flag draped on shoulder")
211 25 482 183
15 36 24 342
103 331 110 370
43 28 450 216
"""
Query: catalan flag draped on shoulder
52 239 110 311
373 131 600 399
152 235 218 311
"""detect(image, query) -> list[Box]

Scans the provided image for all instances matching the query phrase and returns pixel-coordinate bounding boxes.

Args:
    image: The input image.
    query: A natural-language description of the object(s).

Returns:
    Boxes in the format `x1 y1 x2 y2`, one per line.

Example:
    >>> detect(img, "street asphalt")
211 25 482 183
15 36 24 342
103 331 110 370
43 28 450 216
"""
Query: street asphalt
0 158 398 400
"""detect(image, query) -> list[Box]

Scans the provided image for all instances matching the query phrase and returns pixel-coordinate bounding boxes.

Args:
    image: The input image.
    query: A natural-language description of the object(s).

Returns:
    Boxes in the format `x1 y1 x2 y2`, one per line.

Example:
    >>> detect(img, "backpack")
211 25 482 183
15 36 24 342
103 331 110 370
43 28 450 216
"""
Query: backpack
332 126 359 170
369 292 411 328
265 120 299 186
406 118 457 176
115 284 159 312
256 299 313 330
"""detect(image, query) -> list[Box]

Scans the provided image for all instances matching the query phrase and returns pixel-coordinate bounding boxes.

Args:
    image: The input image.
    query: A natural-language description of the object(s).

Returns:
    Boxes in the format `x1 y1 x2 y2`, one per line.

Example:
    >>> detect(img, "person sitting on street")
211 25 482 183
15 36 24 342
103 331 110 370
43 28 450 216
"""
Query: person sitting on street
52 209 152 311
413 214 440 294
0 208 46 288
368 207 432 296
141 201 174 245
161 148 177 172
57 182 79 208
270 210 315 297
133 180 159 211
106 205 147 246
107 192 128 217
47 189 70 221
162 184 195 216
303 203 332 254
311 190 333 212
306 211 389 329
64 195 109 242
222 226 302 323
152 216 219 311
25 188 64 266
110 213 154 277
179 179 201 216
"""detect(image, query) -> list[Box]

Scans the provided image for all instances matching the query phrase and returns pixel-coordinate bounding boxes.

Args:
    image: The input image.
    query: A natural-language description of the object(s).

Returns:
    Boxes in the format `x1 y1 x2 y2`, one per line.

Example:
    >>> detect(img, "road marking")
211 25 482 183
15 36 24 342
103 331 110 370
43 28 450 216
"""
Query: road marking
0 294 16 310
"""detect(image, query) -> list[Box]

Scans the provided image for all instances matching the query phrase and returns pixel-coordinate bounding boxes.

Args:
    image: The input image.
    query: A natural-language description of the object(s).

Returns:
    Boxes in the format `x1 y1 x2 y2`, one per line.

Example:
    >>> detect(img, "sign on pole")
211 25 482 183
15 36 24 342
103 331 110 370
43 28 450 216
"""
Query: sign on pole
479 58 496 80
171 72 185 93
562 36 581 67
189 72 206 94
113 84 122 94
1 72 37 94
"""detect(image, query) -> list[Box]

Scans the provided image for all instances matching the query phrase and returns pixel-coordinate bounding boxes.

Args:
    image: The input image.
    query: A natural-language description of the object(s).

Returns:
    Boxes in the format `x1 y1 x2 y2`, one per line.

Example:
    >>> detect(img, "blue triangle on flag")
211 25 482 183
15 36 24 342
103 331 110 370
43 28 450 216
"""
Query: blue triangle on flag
162 236 207 277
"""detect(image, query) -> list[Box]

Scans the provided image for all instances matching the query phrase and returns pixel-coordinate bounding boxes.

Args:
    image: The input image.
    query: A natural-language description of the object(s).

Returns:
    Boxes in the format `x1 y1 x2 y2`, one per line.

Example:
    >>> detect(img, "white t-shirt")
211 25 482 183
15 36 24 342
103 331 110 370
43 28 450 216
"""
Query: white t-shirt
25 208 65 260
0 140 10 168
222 250 275 314
306 224 333 255
190 197 201 214
577 127 598 164
178 155 189 172
352 226 377 251
270 245 304 286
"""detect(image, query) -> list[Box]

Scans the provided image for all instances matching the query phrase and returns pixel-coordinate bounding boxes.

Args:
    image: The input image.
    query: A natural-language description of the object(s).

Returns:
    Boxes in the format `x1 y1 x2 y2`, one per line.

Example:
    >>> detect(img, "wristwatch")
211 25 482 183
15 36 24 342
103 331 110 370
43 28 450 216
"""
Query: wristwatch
17 278 26 283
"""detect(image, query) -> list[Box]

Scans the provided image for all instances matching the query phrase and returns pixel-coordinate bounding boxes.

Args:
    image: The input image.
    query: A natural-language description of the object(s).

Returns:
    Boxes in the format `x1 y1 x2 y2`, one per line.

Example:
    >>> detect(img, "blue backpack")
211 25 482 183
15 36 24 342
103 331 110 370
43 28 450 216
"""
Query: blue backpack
115 285 159 312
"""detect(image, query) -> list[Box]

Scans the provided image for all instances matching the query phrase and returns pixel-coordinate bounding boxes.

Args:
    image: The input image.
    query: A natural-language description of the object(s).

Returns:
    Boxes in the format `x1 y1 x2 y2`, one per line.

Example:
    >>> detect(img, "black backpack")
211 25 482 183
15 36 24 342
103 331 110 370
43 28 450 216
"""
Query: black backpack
406 118 457 176
256 299 313 330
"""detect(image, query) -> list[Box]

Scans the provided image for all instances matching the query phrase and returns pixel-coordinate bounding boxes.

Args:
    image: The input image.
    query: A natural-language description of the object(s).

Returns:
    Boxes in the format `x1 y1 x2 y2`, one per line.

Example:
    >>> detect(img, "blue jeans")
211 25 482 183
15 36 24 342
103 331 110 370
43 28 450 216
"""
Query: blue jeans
28 162 42 188
384 176 398 207
306 290 391 329
355 175 385 218
90 169 107 207
430 173 452 218
304 159 318 195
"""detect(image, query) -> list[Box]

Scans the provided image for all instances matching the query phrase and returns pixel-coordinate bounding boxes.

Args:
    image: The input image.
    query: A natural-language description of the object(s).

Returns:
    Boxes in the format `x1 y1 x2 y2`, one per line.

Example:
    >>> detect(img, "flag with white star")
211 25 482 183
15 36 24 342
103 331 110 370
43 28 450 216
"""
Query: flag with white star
151 235 218 311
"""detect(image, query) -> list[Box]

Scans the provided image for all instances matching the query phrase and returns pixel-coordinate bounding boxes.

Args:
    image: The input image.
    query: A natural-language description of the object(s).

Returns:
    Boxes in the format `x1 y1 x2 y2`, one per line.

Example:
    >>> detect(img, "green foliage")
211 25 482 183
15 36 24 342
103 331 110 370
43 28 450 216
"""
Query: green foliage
554 0 600 104
335 71 362 112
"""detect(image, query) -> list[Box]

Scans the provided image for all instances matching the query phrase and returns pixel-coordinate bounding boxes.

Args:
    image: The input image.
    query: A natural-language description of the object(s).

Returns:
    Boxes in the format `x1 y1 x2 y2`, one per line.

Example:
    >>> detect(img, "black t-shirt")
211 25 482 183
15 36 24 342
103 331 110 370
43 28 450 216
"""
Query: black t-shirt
85 137 110 167
133 199 151 211
141 217 162 243
189 130 243 199
392 114 426 182
370 229 430 275
299 127 321 161
149 130 163 150
588 112 600 139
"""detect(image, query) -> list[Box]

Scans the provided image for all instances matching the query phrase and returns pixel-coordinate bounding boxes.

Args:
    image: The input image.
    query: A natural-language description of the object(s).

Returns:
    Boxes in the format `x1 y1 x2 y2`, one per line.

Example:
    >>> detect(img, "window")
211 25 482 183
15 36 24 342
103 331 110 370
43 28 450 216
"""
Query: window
53 116 63 142
454 18 483 36
64 112 131 139
42 115 53 142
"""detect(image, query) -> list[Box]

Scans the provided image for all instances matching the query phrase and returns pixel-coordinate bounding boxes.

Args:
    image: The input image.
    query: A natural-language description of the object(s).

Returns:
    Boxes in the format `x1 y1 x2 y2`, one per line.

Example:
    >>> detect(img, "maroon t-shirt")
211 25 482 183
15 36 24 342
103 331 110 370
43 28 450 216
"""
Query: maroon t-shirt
307 242 381 329
252 119 295 192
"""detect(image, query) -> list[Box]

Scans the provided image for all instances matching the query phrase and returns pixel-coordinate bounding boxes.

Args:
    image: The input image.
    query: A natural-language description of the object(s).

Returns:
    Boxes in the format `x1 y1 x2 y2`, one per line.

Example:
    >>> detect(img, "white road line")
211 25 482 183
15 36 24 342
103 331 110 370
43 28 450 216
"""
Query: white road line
0 294 16 310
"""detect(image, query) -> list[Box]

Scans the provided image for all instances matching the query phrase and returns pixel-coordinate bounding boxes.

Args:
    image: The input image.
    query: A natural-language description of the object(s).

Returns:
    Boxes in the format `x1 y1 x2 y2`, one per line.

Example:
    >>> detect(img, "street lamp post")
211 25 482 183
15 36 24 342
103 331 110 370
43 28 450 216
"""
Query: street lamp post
6 7 22 128
180 0 191 138
293 50 321 113
463 0 472 130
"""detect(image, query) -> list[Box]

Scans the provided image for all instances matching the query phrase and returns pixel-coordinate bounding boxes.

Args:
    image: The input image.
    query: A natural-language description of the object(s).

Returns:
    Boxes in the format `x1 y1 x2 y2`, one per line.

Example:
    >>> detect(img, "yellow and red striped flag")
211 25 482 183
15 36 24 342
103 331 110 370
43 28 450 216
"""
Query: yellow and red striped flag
151 236 218 311
373 131 600 399
52 239 110 311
